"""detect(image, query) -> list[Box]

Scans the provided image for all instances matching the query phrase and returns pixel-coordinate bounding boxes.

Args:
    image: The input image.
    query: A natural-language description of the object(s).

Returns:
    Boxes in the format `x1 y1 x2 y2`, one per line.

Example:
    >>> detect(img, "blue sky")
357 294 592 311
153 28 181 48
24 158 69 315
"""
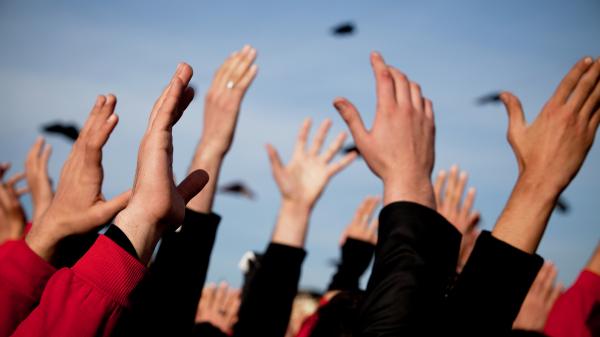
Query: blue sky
1 0 599 290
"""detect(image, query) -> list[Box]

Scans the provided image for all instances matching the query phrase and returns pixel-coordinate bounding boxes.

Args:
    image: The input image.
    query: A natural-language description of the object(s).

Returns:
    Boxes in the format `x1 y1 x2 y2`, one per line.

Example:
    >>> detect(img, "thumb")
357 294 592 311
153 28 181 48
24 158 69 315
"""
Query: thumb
177 169 210 203
265 144 284 178
333 97 368 144
500 92 526 133
90 189 132 226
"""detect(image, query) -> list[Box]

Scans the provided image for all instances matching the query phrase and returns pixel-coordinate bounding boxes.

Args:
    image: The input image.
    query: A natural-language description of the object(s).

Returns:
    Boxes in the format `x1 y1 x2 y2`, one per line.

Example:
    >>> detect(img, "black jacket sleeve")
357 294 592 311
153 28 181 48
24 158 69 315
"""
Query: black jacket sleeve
358 201 461 337
192 322 229 337
233 243 306 337
443 231 544 336
113 209 221 337
328 238 375 292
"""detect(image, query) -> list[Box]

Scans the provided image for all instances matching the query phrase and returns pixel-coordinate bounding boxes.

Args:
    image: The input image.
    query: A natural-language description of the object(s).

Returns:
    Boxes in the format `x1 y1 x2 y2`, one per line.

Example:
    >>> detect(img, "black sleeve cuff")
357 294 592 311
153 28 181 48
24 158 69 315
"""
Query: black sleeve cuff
379 201 461 280
328 238 375 291
192 322 228 337
447 231 544 333
263 242 307 266
181 209 222 234
104 225 139 260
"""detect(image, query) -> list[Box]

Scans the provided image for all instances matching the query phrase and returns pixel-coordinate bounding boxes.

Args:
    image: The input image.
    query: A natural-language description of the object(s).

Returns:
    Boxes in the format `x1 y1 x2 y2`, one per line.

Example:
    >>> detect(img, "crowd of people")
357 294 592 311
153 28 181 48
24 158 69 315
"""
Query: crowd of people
0 45 599 337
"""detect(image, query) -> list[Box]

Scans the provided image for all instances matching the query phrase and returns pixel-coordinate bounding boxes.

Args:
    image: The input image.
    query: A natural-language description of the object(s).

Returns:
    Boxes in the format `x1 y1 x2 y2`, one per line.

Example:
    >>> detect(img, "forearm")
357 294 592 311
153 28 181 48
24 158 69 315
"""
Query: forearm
187 145 225 213
271 200 310 248
492 174 560 254
113 208 162 264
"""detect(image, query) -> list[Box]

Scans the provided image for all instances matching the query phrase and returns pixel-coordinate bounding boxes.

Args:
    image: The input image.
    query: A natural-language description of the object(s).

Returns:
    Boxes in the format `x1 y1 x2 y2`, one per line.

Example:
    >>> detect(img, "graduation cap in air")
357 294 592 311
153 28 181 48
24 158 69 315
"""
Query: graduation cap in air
218 181 256 200
331 22 356 36
476 92 503 105
342 144 361 156
555 196 570 214
42 122 80 142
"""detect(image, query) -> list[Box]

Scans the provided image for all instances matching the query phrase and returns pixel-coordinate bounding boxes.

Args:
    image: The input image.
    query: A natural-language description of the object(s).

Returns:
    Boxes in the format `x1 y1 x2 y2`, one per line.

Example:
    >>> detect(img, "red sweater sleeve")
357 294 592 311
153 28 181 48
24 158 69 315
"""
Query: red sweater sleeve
10 235 146 337
0 240 56 337
544 270 600 337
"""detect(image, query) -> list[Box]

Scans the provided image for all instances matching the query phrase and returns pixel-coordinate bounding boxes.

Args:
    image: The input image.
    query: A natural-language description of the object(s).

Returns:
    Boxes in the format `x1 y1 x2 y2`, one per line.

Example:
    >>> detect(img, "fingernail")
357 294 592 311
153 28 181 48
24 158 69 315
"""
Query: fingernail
242 45 251 52
584 57 593 65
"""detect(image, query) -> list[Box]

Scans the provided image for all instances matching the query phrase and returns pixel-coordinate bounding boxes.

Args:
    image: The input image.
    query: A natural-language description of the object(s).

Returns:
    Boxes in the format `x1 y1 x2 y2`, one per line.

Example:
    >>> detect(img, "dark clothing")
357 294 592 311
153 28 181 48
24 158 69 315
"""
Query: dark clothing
443 231 544 336
509 330 548 337
328 238 375 292
358 201 461 337
192 243 306 337
233 243 306 337
104 225 139 259
192 323 228 337
114 209 221 337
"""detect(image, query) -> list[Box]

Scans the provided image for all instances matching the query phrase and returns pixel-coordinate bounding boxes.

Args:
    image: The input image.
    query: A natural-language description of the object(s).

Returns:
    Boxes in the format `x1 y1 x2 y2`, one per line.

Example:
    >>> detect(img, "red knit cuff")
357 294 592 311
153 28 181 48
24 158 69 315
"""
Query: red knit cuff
72 235 146 307
578 269 600 302
0 240 56 300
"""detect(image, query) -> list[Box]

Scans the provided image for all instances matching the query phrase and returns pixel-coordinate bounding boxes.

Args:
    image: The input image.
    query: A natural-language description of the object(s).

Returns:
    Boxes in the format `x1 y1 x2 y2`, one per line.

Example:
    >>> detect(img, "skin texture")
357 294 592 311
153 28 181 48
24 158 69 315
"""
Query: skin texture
333 52 436 209
25 95 131 261
188 45 258 213
0 164 28 244
434 165 481 272
492 57 600 253
196 282 241 335
513 263 563 332
25 137 54 225
266 118 357 248
114 63 209 264
339 196 380 246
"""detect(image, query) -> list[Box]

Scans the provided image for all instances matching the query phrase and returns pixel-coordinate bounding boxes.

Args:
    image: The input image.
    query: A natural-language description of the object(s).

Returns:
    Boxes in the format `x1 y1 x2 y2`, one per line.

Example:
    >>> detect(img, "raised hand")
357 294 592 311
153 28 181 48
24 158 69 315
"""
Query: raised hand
25 137 54 225
195 282 241 335
334 52 436 208
114 63 209 263
513 263 562 332
434 165 481 272
501 57 600 195
0 165 28 244
266 118 357 210
340 196 380 246
188 45 258 213
493 57 600 253
266 118 356 248
25 95 130 261
198 45 257 158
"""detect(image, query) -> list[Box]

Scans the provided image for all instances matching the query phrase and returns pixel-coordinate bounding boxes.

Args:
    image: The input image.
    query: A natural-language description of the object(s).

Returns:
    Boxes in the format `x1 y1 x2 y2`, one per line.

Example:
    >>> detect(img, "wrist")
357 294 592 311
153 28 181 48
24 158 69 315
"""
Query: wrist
382 175 435 209
516 171 564 198
25 222 62 261
113 208 162 264
194 140 228 162
271 200 311 248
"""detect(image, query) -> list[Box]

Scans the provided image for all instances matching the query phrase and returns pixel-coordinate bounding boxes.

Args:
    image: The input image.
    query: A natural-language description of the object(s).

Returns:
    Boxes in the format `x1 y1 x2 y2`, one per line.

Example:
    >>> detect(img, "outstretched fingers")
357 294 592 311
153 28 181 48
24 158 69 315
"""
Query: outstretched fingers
552 57 594 105
293 118 312 156
371 52 397 111
327 151 357 177
266 144 285 181
320 132 347 163
308 119 332 156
